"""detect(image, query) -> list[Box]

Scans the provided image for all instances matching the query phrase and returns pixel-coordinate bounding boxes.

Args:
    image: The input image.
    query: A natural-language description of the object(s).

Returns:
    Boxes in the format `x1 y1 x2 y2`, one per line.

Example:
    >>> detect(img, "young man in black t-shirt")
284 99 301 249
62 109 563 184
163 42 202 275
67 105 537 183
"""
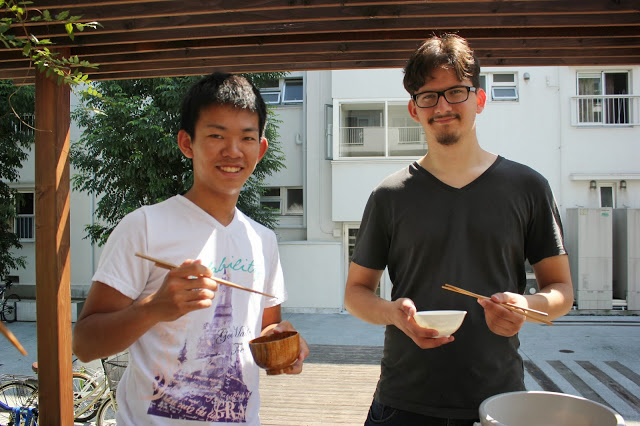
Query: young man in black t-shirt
344 34 574 426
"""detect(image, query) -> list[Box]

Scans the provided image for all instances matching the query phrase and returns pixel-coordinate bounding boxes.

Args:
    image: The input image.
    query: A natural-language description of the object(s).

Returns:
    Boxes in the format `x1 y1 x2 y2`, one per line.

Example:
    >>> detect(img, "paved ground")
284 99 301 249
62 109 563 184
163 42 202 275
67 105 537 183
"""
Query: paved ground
1 311 639 425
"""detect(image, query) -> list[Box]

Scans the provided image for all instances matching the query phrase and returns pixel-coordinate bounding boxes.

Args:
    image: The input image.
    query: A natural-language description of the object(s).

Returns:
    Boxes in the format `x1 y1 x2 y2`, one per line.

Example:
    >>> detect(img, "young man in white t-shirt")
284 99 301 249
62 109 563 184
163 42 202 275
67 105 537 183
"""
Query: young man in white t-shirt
73 72 309 425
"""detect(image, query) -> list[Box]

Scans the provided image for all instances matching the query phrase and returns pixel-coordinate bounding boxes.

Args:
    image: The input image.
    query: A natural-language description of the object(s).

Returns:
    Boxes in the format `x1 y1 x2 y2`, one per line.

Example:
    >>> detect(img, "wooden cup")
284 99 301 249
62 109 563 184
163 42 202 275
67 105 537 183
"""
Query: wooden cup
249 331 300 375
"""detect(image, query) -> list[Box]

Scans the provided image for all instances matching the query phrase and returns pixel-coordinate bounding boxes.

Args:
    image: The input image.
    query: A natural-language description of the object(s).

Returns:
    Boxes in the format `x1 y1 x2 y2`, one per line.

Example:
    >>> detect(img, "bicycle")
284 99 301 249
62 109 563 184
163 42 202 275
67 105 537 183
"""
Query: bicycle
70 351 128 424
0 370 97 425
0 279 20 323
28 362 102 423
94 351 129 425
0 351 128 425
0 376 38 425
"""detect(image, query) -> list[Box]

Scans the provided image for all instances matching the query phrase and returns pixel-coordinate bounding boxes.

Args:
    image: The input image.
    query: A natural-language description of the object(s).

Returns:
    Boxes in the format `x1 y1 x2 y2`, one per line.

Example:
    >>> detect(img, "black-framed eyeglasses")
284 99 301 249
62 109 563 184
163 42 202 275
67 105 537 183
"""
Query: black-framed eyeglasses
412 86 477 108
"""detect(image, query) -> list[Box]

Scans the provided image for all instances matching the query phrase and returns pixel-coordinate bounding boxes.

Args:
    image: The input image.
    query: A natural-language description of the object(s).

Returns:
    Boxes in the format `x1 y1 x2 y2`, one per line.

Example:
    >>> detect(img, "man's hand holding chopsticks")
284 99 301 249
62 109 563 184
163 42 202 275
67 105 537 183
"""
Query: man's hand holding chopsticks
144 259 219 322
478 292 527 337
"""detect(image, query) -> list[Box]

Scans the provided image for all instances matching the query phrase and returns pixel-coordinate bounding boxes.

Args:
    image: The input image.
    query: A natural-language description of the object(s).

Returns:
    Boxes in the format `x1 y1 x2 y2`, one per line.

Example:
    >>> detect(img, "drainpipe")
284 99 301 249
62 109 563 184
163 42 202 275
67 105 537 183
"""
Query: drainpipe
302 73 307 232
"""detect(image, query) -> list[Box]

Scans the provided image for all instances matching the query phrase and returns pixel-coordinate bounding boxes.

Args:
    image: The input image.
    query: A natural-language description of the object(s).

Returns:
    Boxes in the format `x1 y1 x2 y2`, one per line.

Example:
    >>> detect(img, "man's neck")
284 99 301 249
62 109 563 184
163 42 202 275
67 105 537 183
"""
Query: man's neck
417 140 496 189
183 188 237 226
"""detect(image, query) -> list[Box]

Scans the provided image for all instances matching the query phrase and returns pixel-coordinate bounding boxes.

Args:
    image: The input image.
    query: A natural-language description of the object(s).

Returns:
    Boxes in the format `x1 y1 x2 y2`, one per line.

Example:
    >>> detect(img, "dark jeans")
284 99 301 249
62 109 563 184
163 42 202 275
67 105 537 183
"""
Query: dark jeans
365 399 479 426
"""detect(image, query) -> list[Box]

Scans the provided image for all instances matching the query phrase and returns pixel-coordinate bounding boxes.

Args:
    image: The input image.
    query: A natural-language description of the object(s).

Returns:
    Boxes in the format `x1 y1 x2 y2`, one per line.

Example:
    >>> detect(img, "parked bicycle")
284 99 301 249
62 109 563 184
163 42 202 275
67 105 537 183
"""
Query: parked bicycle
0 375 38 425
0 351 128 426
0 279 20 323
70 351 129 425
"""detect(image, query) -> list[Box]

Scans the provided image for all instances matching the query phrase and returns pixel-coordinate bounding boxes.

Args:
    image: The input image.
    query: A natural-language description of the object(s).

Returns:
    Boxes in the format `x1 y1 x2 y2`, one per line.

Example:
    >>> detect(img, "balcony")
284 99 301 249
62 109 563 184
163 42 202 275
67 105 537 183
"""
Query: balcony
338 126 426 158
571 95 639 126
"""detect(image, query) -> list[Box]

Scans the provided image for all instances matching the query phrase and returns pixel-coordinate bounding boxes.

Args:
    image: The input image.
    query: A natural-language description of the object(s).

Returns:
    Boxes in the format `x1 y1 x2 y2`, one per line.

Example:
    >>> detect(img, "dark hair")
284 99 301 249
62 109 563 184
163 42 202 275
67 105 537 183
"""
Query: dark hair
180 72 267 139
403 34 481 95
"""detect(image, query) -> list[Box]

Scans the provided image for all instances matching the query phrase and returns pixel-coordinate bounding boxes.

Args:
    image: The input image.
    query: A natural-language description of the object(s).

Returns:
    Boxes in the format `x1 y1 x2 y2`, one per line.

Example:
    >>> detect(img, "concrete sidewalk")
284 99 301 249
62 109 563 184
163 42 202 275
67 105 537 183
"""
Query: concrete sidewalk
285 312 640 425
1 312 639 425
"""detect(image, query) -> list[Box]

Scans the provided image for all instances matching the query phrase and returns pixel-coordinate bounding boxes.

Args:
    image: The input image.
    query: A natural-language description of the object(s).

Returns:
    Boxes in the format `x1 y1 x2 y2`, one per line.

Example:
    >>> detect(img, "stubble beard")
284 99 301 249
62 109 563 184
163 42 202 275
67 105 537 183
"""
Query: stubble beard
435 132 459 146
428 114 461 146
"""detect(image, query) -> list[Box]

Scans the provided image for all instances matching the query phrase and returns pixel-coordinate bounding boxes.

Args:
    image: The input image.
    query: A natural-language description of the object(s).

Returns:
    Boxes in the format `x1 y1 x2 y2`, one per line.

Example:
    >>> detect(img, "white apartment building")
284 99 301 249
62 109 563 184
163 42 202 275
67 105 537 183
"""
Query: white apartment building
8 66 640 317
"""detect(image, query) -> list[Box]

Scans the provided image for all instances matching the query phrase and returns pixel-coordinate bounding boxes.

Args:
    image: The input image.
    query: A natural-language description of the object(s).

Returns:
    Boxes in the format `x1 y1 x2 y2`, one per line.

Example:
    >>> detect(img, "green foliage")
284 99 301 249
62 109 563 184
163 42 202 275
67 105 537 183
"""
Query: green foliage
0 0 101 95
0 80 34 277
71 74 287 246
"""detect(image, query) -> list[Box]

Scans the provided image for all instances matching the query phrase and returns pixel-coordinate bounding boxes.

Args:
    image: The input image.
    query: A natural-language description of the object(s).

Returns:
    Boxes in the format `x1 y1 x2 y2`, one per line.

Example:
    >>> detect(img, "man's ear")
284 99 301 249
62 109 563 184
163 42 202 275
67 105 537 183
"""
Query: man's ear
407 99 420 123
258 137 269 162
177 129 194 159
476 88 487 113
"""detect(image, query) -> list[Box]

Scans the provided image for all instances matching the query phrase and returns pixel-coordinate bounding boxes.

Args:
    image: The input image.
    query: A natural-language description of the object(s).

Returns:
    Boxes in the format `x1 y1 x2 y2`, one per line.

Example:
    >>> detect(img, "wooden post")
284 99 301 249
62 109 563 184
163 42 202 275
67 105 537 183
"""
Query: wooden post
34 56 74 425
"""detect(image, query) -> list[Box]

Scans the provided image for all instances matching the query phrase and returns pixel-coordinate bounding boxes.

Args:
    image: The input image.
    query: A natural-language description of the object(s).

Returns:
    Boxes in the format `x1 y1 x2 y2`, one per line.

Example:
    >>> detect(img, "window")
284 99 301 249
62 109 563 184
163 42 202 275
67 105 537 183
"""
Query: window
14 191 35 241
282 79 303 103
285 188 303 214
262 92 281 105
490 73 518 101
595 183 617 208
338 101 424 158
576 71 631 125
260 187 303 215
259 78 304 105
340 104 383 156
480 73 518 101
260 187 282 213
258 79 280 105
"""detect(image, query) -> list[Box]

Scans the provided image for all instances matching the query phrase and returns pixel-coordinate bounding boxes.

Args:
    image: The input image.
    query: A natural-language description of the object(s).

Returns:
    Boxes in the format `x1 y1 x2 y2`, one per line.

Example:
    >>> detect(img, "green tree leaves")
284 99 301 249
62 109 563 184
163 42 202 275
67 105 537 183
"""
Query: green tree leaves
1 0 100 92
0 81 33 278
71 75 287 246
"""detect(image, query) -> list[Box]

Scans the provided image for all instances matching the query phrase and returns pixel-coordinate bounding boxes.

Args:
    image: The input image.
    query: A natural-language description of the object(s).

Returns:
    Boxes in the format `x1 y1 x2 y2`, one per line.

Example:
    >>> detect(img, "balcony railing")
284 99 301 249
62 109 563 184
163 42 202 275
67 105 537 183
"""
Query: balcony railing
397 126 425 144
341 127 364 145
571 95 639 126
11 113 35 137
338 126 426 157
15 215 35 241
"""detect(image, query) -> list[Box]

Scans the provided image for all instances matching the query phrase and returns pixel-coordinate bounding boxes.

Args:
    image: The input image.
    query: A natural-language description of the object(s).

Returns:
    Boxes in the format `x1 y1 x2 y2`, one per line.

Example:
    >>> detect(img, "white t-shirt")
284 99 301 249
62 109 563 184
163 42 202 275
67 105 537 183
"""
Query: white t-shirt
92 195 287 425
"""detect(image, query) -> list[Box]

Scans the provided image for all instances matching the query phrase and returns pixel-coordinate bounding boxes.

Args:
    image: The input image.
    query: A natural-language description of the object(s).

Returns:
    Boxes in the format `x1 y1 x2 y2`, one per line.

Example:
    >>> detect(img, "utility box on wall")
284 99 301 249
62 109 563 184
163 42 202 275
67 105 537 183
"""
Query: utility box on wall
613 209 640 311
566 208 613 310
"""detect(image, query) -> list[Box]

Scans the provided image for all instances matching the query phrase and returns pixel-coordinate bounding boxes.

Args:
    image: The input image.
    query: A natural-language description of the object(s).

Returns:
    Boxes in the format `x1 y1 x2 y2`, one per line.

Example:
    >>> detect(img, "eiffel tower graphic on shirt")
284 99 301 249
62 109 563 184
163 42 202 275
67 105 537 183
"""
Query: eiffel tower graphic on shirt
147 268 252 422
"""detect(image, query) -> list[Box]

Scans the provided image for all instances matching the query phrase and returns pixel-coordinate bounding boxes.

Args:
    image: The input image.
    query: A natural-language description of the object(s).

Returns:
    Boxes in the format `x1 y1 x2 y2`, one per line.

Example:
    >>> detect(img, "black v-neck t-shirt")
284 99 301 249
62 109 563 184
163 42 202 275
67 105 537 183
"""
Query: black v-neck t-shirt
352 156 566 419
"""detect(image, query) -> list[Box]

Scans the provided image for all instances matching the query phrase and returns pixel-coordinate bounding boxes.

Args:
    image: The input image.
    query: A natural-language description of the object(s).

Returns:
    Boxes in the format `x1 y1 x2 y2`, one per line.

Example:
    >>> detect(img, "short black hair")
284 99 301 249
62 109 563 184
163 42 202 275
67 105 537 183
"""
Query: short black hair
180 72 267 139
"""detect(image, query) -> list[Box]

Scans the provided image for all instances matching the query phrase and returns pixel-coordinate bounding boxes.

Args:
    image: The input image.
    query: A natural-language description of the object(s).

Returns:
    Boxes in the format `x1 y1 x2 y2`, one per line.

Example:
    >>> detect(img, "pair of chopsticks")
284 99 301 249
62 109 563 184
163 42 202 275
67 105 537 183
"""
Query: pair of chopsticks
135 253 275 298
0 321 27 356
442 283 553 326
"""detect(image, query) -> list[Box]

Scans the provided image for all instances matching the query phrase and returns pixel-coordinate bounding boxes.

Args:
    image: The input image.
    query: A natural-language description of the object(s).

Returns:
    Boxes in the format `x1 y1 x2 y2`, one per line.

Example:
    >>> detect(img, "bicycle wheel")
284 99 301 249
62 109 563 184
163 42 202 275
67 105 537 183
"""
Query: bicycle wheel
1 294 20 323
72 371 100 422
96 396 117 426
0 381 37 424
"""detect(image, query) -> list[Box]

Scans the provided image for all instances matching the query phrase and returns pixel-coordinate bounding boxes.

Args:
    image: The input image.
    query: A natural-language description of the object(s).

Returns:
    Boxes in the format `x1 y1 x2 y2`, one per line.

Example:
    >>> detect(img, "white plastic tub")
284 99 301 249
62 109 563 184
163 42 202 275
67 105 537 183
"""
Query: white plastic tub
479 391 625 426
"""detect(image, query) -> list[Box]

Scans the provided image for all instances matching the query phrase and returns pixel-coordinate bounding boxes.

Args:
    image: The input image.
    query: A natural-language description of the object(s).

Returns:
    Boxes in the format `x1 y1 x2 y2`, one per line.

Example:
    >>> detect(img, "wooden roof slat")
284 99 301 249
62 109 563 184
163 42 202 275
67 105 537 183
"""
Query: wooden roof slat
3 25 639 55
6 1 639 39
1 1 638 82
2 43 638 77
4 15 639 55
16 0 640 25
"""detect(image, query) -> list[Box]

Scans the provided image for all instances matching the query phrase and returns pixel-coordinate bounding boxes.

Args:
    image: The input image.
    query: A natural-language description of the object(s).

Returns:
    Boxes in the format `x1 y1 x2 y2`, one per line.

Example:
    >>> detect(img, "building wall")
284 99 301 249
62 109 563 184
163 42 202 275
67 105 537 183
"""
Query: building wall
8 65 640 312
9 96 101 297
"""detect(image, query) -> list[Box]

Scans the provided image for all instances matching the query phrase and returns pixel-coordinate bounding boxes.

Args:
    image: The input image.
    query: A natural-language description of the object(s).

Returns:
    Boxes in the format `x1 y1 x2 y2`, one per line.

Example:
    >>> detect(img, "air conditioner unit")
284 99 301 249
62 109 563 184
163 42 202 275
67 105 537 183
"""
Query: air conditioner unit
566 208 613 310
613 209 640 310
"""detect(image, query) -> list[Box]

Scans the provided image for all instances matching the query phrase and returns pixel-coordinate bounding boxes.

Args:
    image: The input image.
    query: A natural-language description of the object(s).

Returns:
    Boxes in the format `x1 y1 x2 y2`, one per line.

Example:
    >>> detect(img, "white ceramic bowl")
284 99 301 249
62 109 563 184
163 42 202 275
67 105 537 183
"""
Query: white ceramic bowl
479 391 625 426
413 310 467 337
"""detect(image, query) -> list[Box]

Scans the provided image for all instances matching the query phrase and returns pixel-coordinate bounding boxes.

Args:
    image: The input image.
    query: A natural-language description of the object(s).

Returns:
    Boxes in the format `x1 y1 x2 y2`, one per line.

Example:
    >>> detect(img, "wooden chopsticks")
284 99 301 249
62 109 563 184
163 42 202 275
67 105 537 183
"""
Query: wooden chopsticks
0 321 27 356
442 283 553 326
135 253 275 298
